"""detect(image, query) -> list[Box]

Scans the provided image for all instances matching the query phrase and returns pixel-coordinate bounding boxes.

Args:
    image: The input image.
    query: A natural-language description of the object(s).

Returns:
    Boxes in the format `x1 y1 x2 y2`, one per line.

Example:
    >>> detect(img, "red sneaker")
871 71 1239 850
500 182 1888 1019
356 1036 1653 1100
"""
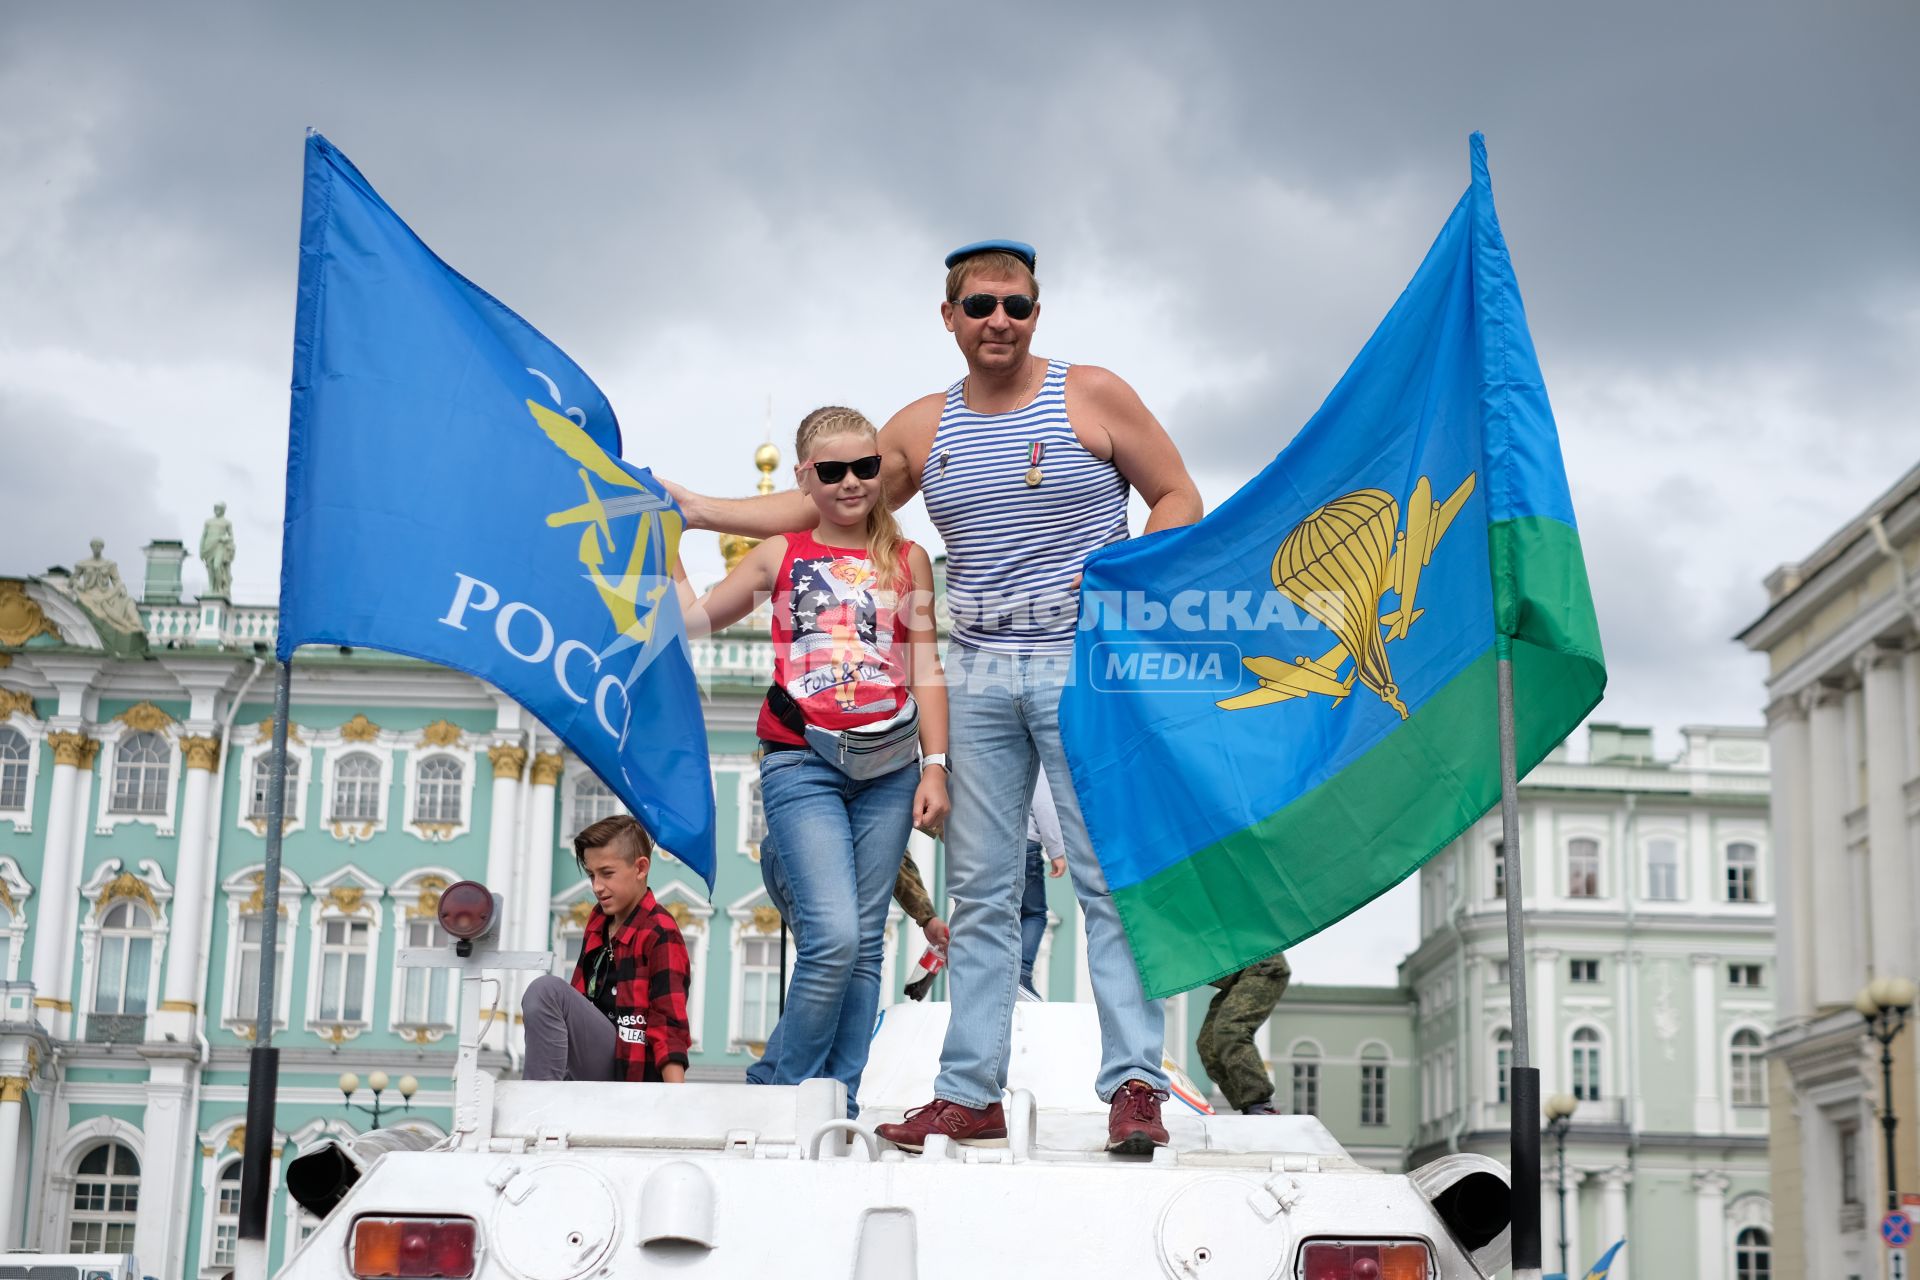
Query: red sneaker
875 1098 1008 1152
1107 1079 1170 1155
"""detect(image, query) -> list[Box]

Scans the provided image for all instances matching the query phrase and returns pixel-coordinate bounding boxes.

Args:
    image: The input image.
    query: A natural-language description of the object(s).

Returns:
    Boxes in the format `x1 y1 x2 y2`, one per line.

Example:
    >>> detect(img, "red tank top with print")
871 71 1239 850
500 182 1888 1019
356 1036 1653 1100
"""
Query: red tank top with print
756 530 916 746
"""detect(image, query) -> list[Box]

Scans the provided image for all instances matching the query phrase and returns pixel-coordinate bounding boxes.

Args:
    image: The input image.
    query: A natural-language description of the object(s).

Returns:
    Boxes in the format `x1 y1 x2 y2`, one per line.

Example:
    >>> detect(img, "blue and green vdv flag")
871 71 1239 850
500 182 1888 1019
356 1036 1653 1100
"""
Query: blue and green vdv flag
1060 134 1604 997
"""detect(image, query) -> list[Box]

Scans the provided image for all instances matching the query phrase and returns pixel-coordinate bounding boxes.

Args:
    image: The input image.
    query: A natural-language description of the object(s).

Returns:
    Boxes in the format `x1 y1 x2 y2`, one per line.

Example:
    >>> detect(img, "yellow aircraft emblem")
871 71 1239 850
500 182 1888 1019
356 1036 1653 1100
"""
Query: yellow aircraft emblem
527 399 683 649
1218 471 1475 720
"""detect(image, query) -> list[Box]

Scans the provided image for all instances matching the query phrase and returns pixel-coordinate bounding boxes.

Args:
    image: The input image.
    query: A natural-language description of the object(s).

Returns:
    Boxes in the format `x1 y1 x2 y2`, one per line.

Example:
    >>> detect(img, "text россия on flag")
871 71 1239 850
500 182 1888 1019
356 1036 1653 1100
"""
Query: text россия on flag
276 133 717 886
1062 133 1605 998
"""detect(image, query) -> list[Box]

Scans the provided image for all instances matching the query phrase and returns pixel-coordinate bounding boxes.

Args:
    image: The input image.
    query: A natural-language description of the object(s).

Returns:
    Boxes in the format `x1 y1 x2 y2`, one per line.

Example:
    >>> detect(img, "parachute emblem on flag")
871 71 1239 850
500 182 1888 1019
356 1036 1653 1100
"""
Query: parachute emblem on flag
1219 471 1476 718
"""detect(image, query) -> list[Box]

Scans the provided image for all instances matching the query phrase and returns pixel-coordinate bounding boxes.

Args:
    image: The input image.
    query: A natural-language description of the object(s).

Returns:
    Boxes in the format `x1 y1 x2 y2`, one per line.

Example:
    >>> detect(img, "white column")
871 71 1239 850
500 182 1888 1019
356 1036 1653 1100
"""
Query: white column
1692 952 1722 1133
1547 1168 1585 1277
133 1051 196 1280
1806 682 1852 1007
519 749 562 953
157 731 221 1040
1765 695 1813 1020
483 739 526 1049
0 1075 24 1250
1860 644 1911 981
1532 947 1560 1097
29 730 93 1036
1597 1166 1630 1280
1692 1170 1729 1280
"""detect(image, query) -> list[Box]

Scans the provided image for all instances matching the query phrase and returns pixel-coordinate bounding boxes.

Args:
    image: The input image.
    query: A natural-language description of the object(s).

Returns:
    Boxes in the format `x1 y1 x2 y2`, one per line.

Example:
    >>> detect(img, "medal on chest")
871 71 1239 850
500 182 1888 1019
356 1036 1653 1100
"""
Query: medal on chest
1025 440 1045 488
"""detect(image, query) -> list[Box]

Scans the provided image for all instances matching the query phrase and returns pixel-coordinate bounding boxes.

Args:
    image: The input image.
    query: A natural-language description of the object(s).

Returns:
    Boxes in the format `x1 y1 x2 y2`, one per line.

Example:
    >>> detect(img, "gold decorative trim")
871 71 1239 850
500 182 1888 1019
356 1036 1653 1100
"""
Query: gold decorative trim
413 821 457 842
568 899 595 927
749 905 782 934
32 996 72 1011
159 999 198 1013
200 1144 215 1157
0 1076 28 1104
0 581 60 646
418 719 464 748
487 744 528 779
234 1023 257 1042
48 730 91 768
27 1045 38 1077
339 713 381 742
326 885 369 915
316 1024 354 1046
0 879 15 914
0 652 9 667
226 1124 247 1153
96 871 159 917
407 876 449 919
257 718 305 745
329 819 378 843
0 687 35 719
114 701 175 734
664 902 692 929
180 734 223 772
77 737 100 769
529 751 565 786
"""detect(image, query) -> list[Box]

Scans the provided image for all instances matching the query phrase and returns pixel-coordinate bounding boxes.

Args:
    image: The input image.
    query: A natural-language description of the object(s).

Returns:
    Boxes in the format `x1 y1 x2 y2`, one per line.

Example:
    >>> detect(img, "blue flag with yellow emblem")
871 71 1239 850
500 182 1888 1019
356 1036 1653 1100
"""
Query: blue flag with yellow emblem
276 132 716 886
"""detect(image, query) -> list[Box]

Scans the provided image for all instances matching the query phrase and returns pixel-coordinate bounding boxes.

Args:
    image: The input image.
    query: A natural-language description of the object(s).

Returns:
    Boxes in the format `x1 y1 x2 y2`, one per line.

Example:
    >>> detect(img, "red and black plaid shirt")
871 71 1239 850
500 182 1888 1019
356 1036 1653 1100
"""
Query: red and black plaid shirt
568 889 691 1082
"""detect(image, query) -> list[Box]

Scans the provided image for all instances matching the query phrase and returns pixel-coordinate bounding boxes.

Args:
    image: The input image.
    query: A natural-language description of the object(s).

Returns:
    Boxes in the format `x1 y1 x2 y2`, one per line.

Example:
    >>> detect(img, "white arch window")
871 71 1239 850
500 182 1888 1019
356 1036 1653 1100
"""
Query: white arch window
413 756 464 824
91 902 155 1028
110 731 170 814
1570 1026 1603 1101
0 726 28 810
1494 1028 1512 1104
571 773 622 837
1646 836 1680 901
1490 839 1505 900
209 1160 242 1267
331 753 382 822
1729 1028 1766 1107
1734 1226 1771 1280
249 753 301 820
1725 841 1758 903
1359 1045 1389 1126
1567 838 1600 898
68 1141 140 1252
1290 1043 1321 1117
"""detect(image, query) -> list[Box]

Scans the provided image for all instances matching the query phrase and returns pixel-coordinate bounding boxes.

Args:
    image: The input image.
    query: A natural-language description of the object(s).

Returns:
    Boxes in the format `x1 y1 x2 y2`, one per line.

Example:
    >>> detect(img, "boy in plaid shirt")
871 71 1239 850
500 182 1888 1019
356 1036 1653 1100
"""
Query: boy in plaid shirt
523 814 691 1082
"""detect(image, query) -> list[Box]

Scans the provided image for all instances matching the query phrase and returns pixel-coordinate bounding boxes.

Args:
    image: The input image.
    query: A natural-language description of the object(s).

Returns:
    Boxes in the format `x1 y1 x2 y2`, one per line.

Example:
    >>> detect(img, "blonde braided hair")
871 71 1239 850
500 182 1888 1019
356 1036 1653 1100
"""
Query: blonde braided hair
795 405 906 593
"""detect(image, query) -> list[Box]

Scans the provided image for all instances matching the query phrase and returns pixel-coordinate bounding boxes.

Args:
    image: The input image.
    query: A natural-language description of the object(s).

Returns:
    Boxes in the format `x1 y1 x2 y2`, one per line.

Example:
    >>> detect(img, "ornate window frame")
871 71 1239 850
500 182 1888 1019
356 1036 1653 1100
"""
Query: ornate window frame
303 865 385 1044
1491 1026 1513 1105
74 858 173 1042
1726 1022 1769 1112
312 715 401 844
235 718 311 837
401 721 477 843
560 761 625 850
1563 827 1606 900
1721 833 1766 904
652 880 715 1053
1726 1195 1773 1280
94 701 182 836
726 887 793 1055
220 865 305 1038
48 1118 146 1255
1639 824 1687 902
388 868 459 1043
1358 1042 1391 1127
0 692 44 831
0 855 32 982
1567 1021 1609 1105
1285 1037 1322 1117
196 1118 282 1278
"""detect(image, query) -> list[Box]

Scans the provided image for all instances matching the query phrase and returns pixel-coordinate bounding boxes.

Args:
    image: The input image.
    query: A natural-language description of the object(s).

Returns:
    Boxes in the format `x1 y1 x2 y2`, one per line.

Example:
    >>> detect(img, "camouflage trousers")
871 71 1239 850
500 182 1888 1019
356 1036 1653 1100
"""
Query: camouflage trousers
1196 953 1292 1112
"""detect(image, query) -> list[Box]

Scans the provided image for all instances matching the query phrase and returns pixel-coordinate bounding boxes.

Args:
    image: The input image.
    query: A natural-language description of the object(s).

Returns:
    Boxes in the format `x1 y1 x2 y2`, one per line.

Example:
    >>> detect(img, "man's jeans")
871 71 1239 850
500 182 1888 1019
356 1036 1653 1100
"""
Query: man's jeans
754 748 916 1113
1019 840 1048 991
935 643 1166 1107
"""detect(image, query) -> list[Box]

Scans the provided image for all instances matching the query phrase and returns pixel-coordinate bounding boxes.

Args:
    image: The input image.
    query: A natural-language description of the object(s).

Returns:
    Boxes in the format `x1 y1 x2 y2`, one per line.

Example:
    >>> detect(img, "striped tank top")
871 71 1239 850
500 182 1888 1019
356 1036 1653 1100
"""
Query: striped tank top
919 358 1129 652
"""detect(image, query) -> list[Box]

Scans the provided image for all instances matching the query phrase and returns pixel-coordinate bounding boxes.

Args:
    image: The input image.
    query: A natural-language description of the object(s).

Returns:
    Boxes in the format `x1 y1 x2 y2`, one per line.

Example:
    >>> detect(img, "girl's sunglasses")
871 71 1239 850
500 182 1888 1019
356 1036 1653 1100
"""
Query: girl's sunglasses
958 292 1036 321
801 454 883 484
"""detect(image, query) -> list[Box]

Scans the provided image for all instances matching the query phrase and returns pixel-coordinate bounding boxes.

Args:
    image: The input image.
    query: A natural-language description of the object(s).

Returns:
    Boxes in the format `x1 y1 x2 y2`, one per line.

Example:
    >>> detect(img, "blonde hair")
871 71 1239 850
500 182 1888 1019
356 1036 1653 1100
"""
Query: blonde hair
795 405 906 592
944 251 1040 303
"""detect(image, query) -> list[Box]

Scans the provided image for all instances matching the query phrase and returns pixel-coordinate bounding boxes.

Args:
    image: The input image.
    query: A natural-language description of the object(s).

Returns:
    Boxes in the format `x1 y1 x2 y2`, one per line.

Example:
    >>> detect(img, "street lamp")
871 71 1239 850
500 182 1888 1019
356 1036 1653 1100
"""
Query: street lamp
1544 1091 1579 1280
1855 976 1917 1211
338 1070 418 1128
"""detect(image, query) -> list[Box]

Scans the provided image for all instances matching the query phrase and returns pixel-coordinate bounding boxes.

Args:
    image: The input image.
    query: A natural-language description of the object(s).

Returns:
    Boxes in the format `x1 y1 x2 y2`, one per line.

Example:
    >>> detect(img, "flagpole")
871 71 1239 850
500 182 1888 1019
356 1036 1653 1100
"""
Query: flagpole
236 660 292 1280
1498 643 1543 1279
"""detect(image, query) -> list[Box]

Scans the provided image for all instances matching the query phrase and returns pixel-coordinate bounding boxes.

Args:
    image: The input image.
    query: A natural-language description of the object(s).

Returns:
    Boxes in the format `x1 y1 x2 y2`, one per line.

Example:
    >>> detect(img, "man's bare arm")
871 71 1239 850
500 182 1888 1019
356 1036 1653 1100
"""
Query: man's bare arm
1072 365 1204 534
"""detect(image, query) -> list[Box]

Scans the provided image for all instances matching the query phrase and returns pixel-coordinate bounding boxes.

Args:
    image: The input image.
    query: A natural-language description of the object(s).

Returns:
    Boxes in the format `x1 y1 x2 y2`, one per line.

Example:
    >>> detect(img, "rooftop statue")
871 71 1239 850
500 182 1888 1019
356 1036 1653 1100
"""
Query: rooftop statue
69 538 150 656
200 501 235 599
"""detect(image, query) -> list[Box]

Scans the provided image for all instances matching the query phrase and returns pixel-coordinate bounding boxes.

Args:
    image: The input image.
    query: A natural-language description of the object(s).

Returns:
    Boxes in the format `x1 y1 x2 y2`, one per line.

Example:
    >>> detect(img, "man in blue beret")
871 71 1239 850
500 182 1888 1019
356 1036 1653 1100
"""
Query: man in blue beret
667 239 1203 1155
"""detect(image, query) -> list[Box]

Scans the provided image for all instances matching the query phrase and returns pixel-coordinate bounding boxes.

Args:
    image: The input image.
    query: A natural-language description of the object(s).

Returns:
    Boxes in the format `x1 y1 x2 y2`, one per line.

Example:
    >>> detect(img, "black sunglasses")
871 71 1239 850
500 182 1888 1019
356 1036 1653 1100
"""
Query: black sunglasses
958 292 1036 321
801 454 883 484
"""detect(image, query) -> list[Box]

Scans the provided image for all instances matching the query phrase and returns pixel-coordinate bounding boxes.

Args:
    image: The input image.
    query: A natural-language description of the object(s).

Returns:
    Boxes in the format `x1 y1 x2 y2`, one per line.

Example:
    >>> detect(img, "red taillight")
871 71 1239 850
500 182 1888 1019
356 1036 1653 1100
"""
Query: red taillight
437 881 495 941
351 1216 477 1279
1300 1240 1431 1280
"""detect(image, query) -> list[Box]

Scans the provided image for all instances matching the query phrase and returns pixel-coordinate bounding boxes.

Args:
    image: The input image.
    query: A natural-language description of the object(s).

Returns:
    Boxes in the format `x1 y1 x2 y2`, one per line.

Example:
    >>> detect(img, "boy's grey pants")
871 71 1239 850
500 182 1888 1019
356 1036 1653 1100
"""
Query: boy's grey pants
522 974 619 1081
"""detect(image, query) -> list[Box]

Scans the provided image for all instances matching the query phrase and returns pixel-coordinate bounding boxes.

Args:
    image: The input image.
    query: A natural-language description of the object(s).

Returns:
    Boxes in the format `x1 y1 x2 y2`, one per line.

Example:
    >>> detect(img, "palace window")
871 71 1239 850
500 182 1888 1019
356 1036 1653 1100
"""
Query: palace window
1840 1128 1861 1206
1360 1047 1389 1126
90 903 154 1040
1725 841 1758 903
1494 1028 1512 1104
746 776 767 855
571 773 621 838
1646 837 1680 901
1290 1045 1321 1117
1570 1027 1602 1101
1734 1227 1771 1280
210 1161 242 1267
413 756 464 824
1567 838 1600 898
248 752 300 820
1491 839 1505 899
1569 958 1600 984
1729 1029 1765 1107
68 1142 140 1253
110 731 170 814
0 726 28 809
330 753 382 823
316 918 372 1023
230 911 292 1024
1729 963 1764 989
398 916 454 1028
737 933 782 1048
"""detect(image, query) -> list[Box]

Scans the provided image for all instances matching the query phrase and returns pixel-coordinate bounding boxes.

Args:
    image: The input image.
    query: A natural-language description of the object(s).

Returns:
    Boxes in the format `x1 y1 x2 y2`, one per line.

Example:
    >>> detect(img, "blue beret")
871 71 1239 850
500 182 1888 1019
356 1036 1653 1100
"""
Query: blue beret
944 239 1037 272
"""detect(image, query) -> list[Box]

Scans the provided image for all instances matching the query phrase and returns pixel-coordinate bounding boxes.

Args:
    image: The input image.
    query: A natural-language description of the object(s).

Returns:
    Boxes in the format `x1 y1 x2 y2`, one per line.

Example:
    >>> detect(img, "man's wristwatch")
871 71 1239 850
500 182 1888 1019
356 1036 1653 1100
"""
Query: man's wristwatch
921 753 950 773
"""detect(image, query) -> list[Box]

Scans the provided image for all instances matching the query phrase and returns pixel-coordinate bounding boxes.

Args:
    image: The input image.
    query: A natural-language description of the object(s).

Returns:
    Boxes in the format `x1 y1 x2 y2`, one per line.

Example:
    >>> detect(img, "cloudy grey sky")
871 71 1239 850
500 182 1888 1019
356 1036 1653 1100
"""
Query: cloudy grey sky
3 2 1915 983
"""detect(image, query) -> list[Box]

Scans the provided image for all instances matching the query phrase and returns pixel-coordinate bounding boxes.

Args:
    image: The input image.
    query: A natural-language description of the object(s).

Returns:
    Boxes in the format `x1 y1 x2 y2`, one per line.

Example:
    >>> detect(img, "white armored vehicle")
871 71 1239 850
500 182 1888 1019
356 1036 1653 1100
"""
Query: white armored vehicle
279 888 1512 1280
